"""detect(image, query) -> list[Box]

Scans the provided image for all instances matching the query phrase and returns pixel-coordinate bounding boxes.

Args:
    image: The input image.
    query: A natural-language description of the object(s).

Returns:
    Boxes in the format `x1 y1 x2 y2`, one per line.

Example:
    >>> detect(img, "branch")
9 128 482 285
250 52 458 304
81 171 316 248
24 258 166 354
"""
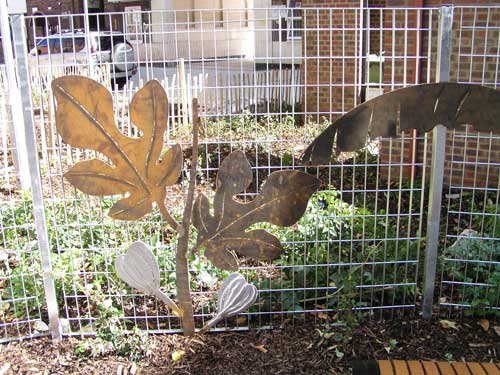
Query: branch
182 99 199 238
175 98 200 336
156 198 181 232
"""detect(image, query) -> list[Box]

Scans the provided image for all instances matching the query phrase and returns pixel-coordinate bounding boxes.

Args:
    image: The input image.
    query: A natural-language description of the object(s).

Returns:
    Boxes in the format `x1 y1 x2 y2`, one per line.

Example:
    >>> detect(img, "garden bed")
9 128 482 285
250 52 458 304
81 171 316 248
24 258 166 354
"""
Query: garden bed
1 317 499 375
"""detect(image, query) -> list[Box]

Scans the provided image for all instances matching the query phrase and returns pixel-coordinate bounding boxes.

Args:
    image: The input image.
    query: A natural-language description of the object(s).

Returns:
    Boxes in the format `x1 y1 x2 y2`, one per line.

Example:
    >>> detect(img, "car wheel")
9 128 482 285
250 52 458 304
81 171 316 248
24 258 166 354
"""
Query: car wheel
112 77 127 90
113 42 135 73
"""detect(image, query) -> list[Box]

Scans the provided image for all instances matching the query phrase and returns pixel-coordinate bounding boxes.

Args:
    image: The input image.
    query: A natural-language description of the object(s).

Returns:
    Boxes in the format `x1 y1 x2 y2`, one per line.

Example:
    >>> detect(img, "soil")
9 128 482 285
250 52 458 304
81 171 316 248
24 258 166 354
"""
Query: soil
1 317 499 375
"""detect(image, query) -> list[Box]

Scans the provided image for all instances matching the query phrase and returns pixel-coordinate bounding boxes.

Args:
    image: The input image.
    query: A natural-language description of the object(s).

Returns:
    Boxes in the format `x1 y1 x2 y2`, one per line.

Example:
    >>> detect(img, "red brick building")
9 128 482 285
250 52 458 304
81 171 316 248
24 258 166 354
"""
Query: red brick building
12 0 149 51
301 0 500 188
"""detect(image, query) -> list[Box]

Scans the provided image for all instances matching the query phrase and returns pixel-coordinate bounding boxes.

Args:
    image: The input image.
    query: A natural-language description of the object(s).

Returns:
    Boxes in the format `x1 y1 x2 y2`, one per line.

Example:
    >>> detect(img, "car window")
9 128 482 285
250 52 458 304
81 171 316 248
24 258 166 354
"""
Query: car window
37 38 60 47
98 35 124 51
35 36 86 54
61 37 85 53
36 39 49 47
35 38 61 54
35 33 128 54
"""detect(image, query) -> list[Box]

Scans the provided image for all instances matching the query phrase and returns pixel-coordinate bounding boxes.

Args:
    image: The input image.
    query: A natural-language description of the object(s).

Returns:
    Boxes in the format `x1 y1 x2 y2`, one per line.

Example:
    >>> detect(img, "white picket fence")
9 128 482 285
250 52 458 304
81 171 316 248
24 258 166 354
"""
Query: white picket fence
126 66 302 118
1 63 301 166
118 65 302 143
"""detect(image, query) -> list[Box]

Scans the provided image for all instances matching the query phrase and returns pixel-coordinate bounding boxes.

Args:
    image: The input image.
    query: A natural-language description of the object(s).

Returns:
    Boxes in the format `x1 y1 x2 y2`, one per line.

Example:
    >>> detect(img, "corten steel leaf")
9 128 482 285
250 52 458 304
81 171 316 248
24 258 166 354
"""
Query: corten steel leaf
115 241 182 317
301 82 500 165
52 76 182 221
199 273 258 333
193 150 320 271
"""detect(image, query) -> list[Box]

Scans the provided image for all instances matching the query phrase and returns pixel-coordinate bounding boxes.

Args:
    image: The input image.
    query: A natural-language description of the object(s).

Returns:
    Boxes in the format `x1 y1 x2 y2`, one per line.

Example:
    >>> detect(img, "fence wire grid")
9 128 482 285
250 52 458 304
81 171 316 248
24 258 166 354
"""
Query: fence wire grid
0 5 499 342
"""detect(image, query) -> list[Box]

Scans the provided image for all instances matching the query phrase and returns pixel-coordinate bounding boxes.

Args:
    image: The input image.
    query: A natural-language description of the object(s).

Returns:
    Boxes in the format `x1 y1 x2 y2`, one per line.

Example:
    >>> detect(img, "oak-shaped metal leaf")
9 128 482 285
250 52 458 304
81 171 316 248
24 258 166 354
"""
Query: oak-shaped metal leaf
52 76 182 220
193 150 320 271
301 82 500 165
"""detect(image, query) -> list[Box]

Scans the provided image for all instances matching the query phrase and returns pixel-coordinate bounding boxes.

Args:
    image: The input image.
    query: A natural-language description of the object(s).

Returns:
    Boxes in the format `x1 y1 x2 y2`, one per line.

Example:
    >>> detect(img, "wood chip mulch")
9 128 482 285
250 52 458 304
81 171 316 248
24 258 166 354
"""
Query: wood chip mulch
1 317 499 375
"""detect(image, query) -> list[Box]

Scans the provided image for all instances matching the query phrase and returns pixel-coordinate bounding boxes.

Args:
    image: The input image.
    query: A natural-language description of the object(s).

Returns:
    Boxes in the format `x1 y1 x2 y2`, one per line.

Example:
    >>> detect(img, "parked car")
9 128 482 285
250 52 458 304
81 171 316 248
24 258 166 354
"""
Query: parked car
29 30 137 87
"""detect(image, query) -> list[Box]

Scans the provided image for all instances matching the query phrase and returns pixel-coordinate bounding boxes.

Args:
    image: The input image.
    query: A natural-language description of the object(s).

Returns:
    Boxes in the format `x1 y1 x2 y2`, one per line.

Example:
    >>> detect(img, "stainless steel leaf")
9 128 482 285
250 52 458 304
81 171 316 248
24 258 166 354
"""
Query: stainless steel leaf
222 283 258 318
115 241 160 294
199 272 258 334
218 273 246 312
217 273 257 318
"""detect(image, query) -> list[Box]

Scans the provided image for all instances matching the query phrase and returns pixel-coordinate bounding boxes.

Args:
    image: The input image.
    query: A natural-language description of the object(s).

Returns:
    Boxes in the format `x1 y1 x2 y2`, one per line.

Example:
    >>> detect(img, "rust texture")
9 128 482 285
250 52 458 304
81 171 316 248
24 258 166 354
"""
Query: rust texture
301 83 500 165
193 150 320 271
52 75 321 335
52 76 182 222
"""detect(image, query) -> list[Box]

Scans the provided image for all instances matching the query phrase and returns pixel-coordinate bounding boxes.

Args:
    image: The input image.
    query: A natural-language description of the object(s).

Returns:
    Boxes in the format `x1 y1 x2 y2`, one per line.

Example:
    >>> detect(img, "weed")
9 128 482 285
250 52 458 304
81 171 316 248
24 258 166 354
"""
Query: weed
74 288 153 360
444 238 500 317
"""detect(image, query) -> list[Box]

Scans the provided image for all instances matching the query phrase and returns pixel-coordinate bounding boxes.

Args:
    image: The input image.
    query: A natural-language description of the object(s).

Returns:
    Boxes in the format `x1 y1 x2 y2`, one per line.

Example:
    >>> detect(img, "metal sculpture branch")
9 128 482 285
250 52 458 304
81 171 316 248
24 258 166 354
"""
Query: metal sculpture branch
52 75 320 336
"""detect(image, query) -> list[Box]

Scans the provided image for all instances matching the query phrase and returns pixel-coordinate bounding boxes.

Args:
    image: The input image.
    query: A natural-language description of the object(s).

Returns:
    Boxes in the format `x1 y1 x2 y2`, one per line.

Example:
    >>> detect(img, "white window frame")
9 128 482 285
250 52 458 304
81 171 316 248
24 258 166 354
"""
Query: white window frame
286 0 302 41
124 6 143 44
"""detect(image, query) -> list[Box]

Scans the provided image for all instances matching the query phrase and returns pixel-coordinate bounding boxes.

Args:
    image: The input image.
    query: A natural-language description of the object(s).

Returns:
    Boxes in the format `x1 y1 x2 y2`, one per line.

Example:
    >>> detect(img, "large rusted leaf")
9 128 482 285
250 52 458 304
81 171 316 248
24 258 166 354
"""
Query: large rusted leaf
52 76 182 220
193 150 320 270
301 82 500 165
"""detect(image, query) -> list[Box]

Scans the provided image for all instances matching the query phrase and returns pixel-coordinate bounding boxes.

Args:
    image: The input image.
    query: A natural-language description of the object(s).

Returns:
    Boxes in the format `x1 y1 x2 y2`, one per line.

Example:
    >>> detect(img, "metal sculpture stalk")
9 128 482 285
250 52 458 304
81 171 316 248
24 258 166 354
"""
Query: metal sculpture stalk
52 75 320 336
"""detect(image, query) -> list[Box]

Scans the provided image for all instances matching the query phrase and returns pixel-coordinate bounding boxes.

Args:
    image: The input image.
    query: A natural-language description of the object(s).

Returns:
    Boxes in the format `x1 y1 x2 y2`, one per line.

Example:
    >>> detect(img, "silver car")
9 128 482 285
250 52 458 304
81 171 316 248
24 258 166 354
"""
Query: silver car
30 30 137 87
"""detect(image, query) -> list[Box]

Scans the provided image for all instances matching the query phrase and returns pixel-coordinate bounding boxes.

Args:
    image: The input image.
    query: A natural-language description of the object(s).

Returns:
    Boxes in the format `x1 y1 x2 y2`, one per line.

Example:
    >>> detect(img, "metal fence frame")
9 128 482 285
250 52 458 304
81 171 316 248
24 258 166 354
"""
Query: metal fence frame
1 4 499 342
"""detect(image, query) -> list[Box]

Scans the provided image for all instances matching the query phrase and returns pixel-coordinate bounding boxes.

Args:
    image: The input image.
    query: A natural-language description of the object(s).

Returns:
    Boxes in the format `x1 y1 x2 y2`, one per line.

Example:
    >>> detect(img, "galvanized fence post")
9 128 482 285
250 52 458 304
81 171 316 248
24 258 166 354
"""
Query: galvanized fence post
422 5 453 319
0 0 30 189
9 12 62 339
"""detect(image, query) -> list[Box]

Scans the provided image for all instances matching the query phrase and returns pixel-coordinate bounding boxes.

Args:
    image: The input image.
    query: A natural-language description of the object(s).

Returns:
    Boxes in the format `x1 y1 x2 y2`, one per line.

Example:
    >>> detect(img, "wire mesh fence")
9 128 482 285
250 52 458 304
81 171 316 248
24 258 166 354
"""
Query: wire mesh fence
438 6 500 317
0 63 48 341
0 5 499 342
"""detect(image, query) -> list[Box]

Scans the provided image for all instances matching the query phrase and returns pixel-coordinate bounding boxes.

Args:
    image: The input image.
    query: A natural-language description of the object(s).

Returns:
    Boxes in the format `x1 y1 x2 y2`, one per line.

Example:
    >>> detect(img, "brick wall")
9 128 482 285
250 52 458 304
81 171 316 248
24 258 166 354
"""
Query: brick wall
302 0 500 188
301 0 362 124
24 0 149 36
26 0 84 36
378 1 500 188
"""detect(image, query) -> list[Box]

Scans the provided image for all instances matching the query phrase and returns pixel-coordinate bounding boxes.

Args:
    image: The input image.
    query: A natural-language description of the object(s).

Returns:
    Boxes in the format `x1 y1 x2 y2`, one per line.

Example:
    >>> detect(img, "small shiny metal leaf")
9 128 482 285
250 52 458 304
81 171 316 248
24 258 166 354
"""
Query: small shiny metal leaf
200 273 258 333
115 241 182 316
301 82 500 165
115 241 160 294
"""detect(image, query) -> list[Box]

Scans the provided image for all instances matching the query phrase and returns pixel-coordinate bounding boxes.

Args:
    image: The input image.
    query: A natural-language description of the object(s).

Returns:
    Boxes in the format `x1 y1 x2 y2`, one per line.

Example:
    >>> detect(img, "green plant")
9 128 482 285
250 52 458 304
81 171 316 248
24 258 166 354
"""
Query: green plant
444 238 500 317
389 339 398 350
0 192 181 325
74 289 153 360
250 188 422 322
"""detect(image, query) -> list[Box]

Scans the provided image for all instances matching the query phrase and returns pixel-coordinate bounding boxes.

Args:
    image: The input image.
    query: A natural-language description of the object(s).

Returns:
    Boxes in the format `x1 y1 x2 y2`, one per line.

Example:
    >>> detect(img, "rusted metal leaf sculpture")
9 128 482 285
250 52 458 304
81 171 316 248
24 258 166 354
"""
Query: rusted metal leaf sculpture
115 241 183 317
52 76 182 221
53 75 321 336
193 150 320 271
301 82 500 165
199 273 258 333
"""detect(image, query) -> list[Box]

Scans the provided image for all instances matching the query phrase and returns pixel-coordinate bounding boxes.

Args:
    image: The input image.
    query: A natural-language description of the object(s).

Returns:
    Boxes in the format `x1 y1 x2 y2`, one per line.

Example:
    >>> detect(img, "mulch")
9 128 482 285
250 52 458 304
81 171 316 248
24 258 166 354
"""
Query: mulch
1 317 499 375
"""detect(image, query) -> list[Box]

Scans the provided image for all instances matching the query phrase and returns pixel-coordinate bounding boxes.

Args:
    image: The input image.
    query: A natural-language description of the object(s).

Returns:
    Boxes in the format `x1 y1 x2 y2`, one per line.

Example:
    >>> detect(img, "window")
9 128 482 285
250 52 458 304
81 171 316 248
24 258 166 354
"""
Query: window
125 6 143 43
272 0 302 42
286 0 302 40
